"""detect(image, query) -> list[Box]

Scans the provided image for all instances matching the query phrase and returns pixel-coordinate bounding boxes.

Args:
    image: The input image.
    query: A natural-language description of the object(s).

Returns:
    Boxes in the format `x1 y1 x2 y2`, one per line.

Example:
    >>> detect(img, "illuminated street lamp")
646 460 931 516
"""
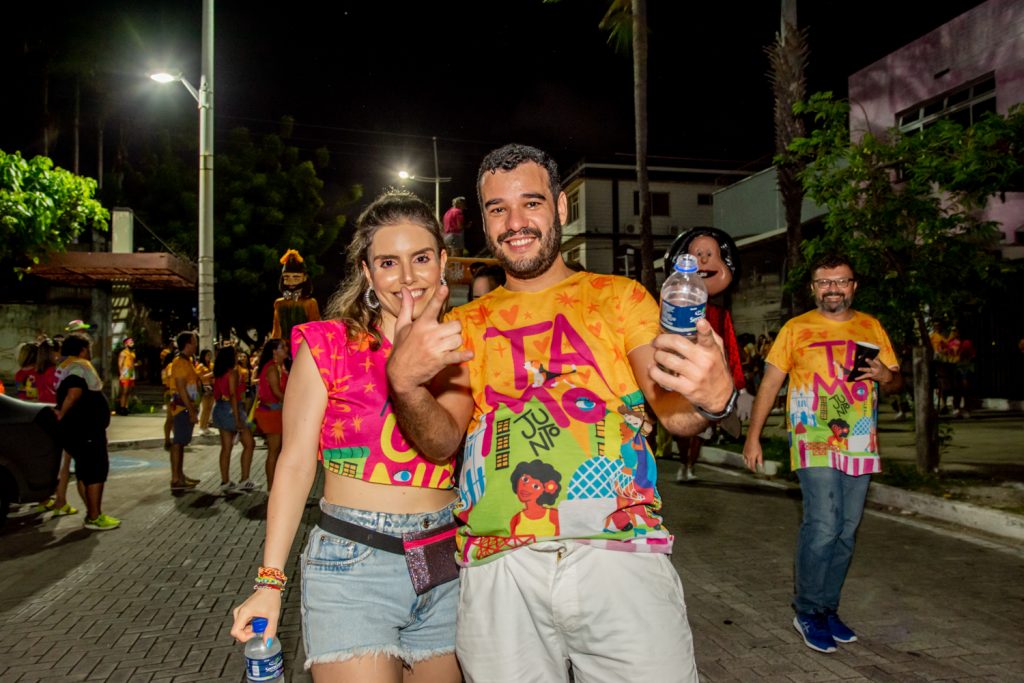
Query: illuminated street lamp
398 136 450 222
148 0 215 352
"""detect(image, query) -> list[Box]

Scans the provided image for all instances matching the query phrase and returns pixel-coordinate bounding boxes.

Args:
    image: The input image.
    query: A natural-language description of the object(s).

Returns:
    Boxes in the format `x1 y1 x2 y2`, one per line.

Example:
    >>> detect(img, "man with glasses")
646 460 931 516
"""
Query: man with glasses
743 253 901 654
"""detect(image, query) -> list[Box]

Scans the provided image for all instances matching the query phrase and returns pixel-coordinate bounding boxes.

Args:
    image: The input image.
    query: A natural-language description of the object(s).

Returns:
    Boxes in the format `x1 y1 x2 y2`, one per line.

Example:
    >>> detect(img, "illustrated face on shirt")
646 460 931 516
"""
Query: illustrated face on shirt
829 420 850 439
687 234 733 296
516 473 545 504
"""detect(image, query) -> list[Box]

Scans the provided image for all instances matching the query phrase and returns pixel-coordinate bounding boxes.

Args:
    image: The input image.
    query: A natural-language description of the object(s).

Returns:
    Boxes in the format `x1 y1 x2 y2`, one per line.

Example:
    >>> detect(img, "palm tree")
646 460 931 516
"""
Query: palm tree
766 1 810 316
600 0 656 294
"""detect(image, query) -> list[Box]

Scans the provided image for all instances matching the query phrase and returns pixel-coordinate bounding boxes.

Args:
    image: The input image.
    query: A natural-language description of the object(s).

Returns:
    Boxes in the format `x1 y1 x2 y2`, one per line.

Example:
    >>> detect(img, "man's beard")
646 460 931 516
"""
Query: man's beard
816 291 852 313
487 214 562 280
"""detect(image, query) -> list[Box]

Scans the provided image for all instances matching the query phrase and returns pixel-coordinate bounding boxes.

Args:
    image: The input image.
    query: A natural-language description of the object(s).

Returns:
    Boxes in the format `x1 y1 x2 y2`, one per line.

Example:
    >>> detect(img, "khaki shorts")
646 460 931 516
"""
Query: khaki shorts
455 542 698 682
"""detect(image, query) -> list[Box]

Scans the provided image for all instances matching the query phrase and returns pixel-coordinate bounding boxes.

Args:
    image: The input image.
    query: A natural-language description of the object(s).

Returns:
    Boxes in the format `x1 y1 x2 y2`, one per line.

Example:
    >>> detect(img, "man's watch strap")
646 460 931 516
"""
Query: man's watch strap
697 387 742 439
696 387 739 422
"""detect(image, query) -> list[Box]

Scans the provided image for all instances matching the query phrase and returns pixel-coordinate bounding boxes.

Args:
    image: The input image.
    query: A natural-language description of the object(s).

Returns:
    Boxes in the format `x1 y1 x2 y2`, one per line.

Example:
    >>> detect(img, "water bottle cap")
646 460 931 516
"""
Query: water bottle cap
251 617 268 634
673 253 698 273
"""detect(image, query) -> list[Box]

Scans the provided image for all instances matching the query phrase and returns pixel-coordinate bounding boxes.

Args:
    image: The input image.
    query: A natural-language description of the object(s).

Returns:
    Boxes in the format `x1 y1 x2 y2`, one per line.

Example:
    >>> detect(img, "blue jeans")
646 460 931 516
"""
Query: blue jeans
793 467 871 615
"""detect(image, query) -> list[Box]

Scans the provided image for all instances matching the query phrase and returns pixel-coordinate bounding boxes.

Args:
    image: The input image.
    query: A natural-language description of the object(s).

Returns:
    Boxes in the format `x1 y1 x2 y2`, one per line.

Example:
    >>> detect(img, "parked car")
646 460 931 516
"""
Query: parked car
0 394 62 525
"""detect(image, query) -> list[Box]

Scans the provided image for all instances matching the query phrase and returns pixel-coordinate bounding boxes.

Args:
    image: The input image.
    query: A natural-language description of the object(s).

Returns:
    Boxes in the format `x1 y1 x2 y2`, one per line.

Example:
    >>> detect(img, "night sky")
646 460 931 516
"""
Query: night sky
5 0 986 216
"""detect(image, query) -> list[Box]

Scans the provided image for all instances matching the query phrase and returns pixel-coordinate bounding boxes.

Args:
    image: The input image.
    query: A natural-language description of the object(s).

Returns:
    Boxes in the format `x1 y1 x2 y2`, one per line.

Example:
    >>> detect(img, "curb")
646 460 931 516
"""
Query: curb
701 446 779 477
867 483 1024 542
108 433 220 452
701 446 1024 543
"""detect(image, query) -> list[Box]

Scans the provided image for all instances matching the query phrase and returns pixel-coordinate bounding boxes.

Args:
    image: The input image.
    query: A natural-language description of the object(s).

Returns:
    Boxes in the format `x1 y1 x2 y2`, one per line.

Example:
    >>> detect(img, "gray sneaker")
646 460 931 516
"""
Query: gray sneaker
220 481 237 493
235 479 257 493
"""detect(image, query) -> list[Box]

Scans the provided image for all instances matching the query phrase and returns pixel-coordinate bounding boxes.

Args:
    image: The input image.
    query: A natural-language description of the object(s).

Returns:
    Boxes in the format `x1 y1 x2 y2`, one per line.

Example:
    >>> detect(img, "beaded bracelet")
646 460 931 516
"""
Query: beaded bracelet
253 566 288 592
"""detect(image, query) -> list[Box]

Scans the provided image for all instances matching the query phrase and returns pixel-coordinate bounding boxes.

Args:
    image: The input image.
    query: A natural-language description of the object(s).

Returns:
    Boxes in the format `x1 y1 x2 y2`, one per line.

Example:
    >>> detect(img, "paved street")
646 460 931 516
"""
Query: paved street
2 438 1023 682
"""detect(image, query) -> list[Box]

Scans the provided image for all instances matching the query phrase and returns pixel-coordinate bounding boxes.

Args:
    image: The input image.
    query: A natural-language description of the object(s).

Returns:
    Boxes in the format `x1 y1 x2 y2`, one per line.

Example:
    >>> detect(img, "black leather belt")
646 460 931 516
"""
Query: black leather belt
317 511 405 555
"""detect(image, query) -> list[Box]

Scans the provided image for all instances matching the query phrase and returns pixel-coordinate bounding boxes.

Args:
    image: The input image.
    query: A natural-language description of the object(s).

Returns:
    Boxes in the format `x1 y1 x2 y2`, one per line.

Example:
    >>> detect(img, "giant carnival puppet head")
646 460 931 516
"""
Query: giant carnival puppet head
279 249 313 300
664 227 739 297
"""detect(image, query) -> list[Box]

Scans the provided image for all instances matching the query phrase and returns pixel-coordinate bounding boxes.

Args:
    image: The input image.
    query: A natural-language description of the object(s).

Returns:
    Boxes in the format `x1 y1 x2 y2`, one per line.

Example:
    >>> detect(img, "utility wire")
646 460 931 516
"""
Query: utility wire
132 213 194 265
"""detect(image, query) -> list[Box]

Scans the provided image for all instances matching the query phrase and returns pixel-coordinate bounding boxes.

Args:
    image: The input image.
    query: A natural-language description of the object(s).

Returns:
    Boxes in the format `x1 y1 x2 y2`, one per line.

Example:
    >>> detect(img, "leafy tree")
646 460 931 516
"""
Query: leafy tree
110 118 361 344
0 149 109 275
790 92 1024 472
213 120 358 342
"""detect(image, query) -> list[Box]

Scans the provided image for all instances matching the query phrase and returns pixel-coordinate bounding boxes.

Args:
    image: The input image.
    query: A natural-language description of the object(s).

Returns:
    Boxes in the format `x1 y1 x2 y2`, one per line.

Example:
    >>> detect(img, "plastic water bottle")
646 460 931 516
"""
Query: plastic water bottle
660 253 708 336
245 618 283 682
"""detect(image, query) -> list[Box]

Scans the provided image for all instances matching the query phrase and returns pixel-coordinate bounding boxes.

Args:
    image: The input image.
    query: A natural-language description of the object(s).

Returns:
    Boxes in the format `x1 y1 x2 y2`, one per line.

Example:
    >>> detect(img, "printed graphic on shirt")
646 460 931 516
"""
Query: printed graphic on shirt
767 311 898 476
293 320 454 490
169 357 200 416
450 272 672 566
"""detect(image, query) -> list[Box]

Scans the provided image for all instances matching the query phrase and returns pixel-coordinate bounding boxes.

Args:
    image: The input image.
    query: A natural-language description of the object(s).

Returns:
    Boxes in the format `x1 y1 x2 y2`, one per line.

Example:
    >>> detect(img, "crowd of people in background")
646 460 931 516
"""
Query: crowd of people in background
5 318 298 533
8 321 119 530
738 331 776 397
155 332 291 493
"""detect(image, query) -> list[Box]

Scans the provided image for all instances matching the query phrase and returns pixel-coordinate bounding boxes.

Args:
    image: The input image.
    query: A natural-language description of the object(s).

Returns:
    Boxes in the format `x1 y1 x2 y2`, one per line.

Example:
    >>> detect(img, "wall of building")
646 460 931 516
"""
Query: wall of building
713 167 827 240
563 173 721 274
0 303 92 382
848 0 1024 245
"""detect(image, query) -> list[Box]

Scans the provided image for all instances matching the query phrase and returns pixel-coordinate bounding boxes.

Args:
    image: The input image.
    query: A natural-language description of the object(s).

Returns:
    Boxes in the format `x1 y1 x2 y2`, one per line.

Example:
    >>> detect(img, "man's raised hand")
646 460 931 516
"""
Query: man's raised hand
648 318 734 413
388 284 473 393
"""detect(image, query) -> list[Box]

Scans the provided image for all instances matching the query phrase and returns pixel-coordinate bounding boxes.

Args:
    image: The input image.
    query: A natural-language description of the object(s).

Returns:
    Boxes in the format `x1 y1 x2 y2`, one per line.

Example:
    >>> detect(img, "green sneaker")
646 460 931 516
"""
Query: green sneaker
51 503 79 517
33 499 56 514
84 513 121 531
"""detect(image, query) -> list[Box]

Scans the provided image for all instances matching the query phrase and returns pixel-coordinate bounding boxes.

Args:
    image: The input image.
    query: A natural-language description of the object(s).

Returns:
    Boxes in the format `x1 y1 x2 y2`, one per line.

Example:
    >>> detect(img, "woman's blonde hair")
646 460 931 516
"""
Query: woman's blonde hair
325 189 447 349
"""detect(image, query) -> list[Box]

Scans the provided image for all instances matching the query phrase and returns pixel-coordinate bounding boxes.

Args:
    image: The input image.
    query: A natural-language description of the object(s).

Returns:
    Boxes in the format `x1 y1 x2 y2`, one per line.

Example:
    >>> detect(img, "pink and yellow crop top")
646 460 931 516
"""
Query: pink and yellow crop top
291 320 455 490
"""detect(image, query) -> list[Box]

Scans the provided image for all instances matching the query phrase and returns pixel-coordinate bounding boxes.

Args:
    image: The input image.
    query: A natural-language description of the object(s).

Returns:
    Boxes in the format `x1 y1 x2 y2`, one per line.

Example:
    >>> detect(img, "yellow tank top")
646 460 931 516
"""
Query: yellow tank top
514 509 557 538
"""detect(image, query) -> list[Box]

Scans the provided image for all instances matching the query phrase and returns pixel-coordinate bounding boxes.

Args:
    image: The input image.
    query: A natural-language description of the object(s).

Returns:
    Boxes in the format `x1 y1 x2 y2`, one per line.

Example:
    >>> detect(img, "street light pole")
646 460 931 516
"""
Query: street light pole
197 0 215 353
149 1 215 352
432 136 441 223
398 138 450 223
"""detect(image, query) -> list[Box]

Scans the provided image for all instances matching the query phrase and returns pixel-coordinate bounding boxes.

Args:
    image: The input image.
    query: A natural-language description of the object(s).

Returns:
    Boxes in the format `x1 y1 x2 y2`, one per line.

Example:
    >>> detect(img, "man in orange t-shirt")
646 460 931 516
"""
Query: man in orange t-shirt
744 254 901 654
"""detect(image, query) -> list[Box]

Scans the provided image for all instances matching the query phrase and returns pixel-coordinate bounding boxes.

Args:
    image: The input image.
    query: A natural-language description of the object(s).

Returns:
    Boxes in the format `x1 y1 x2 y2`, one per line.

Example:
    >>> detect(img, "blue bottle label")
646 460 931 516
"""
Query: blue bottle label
661 301 705 336
246 652 283 681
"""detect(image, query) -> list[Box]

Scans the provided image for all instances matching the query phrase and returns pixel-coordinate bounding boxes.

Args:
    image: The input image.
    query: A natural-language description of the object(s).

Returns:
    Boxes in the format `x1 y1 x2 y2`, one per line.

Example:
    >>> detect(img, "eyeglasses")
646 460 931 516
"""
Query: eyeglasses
813 278 855 289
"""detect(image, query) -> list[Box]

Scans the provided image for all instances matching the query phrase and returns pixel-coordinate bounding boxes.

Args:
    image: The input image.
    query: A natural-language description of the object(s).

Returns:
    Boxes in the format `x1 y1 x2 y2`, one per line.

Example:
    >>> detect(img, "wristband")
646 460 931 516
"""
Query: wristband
253 566 288 591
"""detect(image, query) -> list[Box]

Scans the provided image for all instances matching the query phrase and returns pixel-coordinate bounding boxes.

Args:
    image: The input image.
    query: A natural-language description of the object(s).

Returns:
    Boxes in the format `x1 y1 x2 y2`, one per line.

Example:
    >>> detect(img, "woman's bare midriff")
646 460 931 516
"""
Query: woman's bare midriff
323 471 457 514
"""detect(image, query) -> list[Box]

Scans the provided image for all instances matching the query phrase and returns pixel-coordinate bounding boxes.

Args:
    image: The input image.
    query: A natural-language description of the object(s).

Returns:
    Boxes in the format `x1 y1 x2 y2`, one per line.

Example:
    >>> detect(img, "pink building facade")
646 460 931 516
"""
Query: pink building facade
848 0 1024 251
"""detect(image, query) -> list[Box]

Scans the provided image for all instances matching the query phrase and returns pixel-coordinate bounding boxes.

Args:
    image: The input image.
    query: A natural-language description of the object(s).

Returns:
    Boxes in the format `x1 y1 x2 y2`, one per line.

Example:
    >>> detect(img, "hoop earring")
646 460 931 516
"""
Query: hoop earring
440 275 447 287
364 287 380 310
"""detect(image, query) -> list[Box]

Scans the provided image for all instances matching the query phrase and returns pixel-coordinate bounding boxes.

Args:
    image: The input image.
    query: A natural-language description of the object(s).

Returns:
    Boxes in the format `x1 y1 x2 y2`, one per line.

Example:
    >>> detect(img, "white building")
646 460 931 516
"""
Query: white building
559 160 749 276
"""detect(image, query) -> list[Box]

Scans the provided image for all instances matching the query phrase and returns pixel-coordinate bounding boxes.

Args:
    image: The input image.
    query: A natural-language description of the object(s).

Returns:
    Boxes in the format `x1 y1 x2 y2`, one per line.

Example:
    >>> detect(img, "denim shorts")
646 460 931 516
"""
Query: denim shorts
300 499 459 670
210 400 238 432
172 410 194 445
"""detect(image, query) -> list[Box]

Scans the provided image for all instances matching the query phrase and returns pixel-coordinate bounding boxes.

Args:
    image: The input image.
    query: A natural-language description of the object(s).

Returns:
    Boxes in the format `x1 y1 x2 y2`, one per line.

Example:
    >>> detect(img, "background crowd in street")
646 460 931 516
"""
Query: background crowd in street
7 319 295 533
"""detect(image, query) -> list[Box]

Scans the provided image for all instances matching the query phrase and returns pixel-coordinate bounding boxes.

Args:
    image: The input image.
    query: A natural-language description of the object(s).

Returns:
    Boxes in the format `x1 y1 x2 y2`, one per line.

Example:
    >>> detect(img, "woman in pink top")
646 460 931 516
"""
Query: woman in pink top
230 190 460 682
14 342 39 401
35 338 60 404
211 345 257 493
